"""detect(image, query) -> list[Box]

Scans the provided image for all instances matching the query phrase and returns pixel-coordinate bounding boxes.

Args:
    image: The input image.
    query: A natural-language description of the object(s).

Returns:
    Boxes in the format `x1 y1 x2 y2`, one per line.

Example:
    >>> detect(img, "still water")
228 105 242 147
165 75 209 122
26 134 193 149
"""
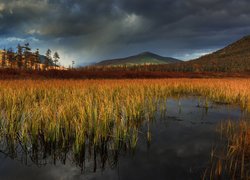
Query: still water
0 98 244 180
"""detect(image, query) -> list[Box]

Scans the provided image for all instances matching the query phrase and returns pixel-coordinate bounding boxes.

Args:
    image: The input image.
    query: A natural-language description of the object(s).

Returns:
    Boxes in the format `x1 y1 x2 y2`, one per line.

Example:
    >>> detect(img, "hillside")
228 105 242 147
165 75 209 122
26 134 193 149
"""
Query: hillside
96 52 182 66
183 35 250 72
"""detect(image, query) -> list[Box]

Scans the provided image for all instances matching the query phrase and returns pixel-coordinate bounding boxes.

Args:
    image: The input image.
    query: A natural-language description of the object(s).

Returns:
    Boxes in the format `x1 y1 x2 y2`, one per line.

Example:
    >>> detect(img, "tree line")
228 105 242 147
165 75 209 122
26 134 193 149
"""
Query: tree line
1 43 60 70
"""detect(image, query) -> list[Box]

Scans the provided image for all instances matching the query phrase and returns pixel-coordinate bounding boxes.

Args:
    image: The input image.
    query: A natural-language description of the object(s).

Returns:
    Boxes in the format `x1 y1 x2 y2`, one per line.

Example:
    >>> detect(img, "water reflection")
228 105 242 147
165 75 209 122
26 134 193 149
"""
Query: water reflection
0 129 135 173
0 98 244 180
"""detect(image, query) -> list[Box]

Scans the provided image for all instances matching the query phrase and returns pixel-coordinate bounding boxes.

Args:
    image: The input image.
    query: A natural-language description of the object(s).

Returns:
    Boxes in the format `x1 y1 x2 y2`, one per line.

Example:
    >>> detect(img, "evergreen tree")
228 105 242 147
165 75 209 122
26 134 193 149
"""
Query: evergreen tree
1 48 6 68
17 44 23 69
53 51 60 68
7 48 14 68
34 49 40 70
23 43 31 69
45 49 52 69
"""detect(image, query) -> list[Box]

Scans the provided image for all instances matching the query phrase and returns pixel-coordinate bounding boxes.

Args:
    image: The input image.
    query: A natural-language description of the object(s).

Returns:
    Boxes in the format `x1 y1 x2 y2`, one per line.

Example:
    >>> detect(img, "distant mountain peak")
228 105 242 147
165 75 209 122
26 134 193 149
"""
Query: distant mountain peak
138 51 155 56
96 52 182 66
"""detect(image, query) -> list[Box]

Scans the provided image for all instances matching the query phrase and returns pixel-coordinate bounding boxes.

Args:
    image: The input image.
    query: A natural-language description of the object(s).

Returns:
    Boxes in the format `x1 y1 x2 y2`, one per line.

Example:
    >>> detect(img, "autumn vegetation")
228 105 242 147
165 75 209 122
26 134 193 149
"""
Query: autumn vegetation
0 79 249 173
206 118 250 179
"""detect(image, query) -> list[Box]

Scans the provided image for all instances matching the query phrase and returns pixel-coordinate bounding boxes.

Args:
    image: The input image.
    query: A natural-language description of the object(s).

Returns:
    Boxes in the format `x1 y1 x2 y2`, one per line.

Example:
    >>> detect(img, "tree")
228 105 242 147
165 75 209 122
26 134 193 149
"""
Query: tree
53 51 60 68
17 44 23 69
34 49 40 70
23 43 31 69
7 48 14 68
1 48 6 68
45 49 52 69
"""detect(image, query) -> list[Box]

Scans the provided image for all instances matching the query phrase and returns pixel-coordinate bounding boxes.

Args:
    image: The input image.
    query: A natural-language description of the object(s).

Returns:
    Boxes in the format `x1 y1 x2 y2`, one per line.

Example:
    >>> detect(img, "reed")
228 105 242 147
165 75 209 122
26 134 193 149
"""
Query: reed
0 78 249 170
208 116 250 179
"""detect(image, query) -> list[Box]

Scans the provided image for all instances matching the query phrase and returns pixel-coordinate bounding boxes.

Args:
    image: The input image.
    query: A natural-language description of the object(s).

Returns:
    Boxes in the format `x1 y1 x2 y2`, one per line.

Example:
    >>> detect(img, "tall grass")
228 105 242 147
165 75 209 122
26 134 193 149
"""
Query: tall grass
207 116 250 179
0 79 249 171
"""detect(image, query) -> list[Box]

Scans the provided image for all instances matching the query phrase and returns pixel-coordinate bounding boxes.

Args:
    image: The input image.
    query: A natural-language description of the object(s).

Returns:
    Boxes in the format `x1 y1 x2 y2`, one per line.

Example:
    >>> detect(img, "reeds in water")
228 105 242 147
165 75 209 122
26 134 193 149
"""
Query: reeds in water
0 78 249 171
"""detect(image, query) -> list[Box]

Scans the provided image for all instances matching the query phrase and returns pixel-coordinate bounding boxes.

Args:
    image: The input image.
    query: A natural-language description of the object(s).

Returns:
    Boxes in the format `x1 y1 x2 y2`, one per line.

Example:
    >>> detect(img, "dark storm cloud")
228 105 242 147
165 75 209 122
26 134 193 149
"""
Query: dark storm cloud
0 0 250 65
119 0 250 40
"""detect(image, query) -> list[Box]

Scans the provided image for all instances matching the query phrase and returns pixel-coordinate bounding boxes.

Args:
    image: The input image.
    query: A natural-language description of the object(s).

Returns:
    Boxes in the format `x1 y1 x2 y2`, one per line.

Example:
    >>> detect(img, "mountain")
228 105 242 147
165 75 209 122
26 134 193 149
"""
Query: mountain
93 35 250 72
183 35 250 72
96 52 182 66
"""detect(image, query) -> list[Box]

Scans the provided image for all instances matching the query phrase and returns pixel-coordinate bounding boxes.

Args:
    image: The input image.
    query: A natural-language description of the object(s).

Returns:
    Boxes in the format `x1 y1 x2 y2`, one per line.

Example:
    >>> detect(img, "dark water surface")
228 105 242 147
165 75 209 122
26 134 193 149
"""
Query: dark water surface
0 98 244 180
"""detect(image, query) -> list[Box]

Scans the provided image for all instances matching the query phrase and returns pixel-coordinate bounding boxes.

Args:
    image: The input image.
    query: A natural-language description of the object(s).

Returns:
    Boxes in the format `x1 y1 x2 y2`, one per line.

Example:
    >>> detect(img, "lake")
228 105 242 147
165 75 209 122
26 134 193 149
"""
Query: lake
0 97 245 180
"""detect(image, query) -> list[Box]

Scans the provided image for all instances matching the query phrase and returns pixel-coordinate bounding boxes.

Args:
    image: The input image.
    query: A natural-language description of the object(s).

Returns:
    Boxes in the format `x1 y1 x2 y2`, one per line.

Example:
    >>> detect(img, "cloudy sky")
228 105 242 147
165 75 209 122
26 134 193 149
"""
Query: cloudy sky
0 0 250 66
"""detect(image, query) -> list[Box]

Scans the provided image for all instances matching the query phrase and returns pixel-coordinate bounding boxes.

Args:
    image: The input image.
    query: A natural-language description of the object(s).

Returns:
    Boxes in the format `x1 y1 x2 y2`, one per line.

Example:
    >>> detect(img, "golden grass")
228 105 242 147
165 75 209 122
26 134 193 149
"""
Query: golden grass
208 118 250 179
0 78 249 169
